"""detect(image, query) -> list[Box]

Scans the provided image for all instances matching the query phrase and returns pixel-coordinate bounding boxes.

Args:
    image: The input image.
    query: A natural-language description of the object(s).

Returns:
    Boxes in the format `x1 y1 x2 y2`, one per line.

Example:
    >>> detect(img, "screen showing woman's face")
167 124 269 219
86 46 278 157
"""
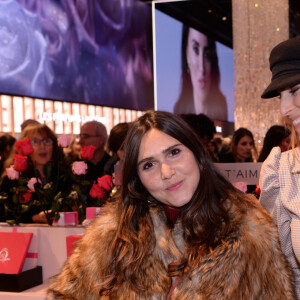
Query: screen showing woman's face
186 28 212 110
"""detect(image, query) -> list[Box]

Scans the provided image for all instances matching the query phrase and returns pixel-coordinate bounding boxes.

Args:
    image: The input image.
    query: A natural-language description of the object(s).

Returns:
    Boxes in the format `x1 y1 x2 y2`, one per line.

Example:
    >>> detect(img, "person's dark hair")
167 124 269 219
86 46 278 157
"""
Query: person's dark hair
180 113 216 141
99 111 254 295
107 122 130 155
20 119 40 131
231 127 256 162
258 125 291 162
174 25 225 117
0 134 16 153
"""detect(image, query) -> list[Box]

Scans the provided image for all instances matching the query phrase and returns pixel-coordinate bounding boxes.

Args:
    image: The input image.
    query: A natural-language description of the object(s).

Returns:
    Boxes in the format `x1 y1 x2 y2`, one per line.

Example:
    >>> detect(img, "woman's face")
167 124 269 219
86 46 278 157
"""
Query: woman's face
137 128 200 208
186 28 212 106
236 135 253 162
280 84 300 135
279 136 291 152
30 133 53 168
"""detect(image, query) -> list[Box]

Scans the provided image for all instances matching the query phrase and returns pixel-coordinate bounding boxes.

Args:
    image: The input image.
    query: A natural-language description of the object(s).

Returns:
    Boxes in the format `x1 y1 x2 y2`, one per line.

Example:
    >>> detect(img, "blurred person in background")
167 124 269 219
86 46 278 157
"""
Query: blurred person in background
219 127 257 163
1 123 63 223
79 121 111 181
258 125 291 162
0 134 16 177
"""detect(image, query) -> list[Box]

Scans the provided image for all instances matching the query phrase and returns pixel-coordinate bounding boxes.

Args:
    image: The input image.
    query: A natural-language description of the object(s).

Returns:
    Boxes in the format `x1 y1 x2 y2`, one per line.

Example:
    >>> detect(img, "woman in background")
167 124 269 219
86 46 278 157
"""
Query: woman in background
219 127 257 163
174 25 227 121
258 125 291 162
260 36 300 298
47 111 294 299
1 123 62 223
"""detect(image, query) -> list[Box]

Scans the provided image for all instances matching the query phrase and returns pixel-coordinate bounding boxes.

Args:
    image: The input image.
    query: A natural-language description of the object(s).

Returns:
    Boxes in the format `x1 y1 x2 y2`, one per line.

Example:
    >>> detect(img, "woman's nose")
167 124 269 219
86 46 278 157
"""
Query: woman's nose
161 163 175 180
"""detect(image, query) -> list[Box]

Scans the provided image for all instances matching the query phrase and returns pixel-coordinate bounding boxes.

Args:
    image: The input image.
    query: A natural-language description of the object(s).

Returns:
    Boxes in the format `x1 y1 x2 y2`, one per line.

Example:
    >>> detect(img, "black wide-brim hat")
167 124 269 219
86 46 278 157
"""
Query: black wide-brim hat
261 36 300 99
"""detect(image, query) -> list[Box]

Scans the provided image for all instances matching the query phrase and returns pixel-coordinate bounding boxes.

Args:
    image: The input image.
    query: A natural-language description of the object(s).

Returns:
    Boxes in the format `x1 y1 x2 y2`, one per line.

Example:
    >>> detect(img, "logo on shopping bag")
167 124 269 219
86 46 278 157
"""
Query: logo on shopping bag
0 248 11 263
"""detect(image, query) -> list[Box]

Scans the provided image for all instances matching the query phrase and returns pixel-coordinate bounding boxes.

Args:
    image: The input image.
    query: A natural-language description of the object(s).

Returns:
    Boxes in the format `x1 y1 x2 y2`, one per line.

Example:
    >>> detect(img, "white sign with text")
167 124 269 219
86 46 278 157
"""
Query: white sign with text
214 163 263 184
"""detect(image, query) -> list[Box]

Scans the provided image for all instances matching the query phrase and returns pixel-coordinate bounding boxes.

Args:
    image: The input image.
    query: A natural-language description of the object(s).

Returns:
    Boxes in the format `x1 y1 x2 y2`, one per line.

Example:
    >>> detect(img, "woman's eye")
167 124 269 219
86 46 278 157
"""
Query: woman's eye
290 87 300 95
170 148 181 156
193 45 199 55
143 162 154 170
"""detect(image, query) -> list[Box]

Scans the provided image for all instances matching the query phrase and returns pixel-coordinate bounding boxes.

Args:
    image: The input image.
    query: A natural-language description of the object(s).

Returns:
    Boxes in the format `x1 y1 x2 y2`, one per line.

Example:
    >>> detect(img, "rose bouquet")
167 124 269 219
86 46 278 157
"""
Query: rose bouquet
65 145 114 223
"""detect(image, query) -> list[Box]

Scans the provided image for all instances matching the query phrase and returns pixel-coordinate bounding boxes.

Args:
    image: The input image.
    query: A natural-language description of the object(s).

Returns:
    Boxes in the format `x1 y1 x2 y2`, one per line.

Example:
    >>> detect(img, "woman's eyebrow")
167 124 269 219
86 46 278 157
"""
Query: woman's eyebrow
137 144 182 167
192 39 199 47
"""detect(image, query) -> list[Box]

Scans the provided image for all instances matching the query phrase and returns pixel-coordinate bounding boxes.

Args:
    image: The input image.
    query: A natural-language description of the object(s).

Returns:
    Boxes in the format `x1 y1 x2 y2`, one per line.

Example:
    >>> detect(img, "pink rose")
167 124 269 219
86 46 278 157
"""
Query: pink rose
81 145 96 160
58 134 71 148
6 165 19 180
19 190 32 203
97 175 112 191
13 154 28 172
15 138 34 155
27 177 42 192
89 183 105 200
72 161 88 175
233 182 247 193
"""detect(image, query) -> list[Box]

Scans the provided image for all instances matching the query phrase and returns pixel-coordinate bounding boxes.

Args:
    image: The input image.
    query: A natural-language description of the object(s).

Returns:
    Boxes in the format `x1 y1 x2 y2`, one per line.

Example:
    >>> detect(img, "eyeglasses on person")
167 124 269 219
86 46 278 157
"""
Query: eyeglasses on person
31 138 53 146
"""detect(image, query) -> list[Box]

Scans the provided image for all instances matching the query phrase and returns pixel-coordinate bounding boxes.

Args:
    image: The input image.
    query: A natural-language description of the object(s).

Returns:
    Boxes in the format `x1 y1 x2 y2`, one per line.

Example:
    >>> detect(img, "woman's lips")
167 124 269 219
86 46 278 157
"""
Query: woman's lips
167 181 183 191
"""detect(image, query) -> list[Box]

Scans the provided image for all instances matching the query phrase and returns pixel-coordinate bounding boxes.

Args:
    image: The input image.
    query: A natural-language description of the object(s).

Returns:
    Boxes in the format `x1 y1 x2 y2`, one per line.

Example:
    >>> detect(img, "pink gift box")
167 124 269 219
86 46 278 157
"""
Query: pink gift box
86 207 101 220
53 212 78 226
0 227 39 272
66 235 83 257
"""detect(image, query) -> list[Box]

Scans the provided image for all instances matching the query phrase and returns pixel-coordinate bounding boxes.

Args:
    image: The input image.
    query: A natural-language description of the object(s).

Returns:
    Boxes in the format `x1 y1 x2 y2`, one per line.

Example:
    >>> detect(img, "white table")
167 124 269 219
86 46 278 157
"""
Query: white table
0 223 86 299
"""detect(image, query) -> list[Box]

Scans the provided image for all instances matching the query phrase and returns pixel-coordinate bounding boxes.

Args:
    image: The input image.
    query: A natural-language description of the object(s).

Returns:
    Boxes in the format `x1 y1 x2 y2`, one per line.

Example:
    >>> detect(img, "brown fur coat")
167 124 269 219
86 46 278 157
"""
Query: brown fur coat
47 200 295 299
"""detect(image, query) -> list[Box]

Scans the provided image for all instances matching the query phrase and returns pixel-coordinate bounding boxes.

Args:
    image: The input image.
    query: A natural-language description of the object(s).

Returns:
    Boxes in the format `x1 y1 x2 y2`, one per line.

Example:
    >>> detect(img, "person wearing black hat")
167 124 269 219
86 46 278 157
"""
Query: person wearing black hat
260 35 300 299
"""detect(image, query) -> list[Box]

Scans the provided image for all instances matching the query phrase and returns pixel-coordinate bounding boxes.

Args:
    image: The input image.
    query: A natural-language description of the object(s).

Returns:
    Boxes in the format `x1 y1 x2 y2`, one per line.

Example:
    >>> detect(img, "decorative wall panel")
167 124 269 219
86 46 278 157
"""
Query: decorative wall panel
232 0 289 150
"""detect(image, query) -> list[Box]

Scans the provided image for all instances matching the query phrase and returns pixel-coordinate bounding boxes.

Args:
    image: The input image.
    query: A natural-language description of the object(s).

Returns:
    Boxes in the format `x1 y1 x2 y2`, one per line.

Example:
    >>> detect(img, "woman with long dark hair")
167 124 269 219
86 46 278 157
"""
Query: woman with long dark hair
258 125 291 162
47 111 294 299
174 25 227 121
219 127 257 162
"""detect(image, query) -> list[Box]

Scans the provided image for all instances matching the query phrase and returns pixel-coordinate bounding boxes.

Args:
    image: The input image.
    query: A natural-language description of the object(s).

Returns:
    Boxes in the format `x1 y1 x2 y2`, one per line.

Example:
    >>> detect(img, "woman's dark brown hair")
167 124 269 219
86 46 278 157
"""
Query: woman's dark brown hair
99 111 249 295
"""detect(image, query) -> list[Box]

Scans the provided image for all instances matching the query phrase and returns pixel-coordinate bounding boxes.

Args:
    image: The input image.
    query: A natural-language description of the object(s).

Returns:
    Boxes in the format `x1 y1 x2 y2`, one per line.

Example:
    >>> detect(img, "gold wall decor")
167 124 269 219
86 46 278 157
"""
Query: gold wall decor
232 0 289 151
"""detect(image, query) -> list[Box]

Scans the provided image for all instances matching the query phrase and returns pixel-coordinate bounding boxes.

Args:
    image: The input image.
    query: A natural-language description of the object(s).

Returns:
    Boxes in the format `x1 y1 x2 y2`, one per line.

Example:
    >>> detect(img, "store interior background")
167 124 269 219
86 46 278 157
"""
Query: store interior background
0 0 299 151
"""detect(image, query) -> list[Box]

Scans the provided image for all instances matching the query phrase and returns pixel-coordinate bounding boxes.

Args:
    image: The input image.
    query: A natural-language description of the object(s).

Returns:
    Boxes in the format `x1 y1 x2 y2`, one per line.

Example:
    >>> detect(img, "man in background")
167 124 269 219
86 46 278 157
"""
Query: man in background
79 121 111 181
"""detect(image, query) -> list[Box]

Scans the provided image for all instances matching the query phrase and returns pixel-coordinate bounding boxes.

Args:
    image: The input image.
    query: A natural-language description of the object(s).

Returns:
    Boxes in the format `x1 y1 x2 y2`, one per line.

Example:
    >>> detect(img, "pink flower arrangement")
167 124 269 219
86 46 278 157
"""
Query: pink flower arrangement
15 138 34 156
13 154 28 172
6 165 19 180
58 134 71 148
27 177 42 192
80 145 96 160
72 161 88 175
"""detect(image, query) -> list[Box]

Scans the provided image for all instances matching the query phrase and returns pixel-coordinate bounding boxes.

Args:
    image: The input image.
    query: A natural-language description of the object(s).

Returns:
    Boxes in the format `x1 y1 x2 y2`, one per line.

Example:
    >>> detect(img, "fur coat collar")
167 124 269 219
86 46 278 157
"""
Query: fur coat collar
47 199 295 299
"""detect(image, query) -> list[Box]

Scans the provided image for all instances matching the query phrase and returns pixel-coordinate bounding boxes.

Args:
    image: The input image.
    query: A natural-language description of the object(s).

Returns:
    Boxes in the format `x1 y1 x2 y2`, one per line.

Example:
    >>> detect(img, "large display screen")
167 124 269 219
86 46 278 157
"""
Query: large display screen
0 0 154 111
155 9 234 122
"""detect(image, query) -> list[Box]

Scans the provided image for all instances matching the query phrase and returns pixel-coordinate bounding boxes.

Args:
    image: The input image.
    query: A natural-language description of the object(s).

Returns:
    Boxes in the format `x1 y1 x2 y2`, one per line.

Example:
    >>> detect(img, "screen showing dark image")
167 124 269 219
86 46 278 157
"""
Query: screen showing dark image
0 0 154 111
